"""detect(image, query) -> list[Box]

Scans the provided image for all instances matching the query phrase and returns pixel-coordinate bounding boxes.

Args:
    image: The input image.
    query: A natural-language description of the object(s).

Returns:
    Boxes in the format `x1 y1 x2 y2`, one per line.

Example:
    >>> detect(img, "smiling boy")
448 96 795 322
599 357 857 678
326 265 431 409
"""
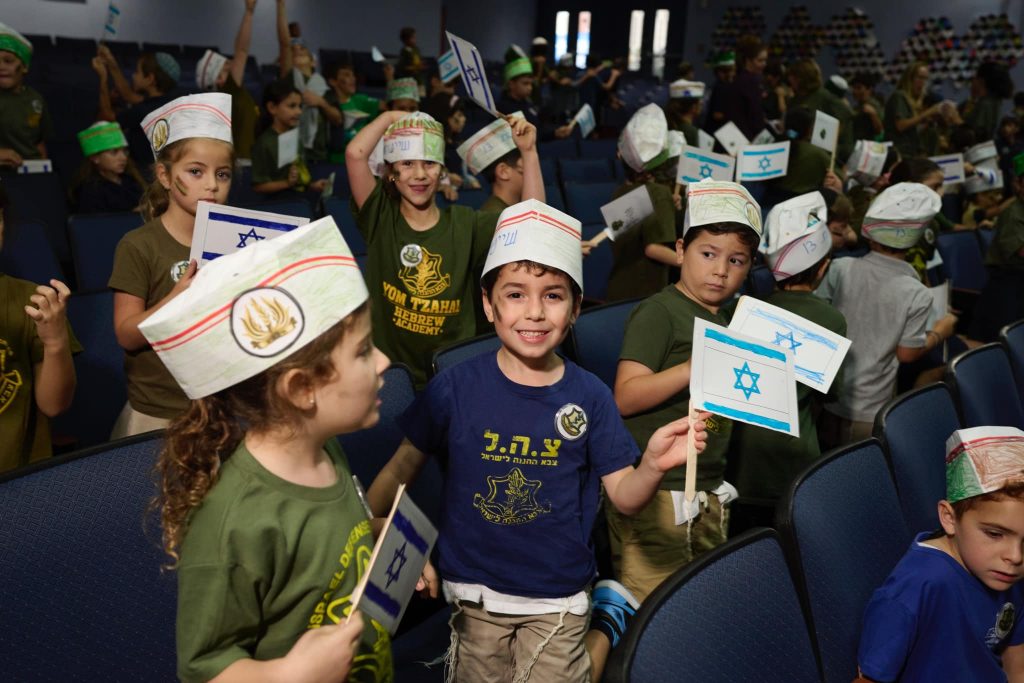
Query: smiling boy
857 427 1024 682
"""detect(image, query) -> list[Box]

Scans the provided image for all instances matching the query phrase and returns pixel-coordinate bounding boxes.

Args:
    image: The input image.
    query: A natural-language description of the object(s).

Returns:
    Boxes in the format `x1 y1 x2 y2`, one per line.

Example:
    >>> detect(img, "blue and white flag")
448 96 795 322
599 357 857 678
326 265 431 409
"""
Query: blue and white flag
929 153 965 187
189 202 310 267
351 485 438 635
17 159 52 174
690 318 800 435
438 50 460 84
737 141 790 182
677 145 735 185
572 103 596 139
103 1 121 38
446 32 499 116
728 296 850 393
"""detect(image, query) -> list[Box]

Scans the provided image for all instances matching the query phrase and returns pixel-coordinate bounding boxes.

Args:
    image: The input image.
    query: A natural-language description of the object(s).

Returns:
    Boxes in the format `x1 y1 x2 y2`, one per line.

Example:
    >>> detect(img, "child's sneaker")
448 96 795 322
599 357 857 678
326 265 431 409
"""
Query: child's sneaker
590 579 640 648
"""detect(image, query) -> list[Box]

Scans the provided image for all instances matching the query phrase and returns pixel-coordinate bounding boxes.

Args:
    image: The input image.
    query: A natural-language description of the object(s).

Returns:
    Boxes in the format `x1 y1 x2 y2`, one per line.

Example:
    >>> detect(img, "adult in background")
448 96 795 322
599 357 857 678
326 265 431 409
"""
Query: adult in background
718 35 766 140
884 61 944 158
961 61 1014 143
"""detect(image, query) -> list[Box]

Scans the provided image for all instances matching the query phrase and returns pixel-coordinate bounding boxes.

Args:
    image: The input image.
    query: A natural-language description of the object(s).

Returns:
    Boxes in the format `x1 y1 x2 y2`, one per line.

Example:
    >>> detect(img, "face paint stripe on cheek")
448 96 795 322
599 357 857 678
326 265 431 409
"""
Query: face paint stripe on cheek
173 176 189 196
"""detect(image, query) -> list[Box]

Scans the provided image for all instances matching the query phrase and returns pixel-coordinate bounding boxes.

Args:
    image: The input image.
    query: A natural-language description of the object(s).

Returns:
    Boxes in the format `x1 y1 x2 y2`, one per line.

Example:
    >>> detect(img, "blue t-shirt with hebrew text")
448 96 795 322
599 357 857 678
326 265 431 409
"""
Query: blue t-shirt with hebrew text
858 532 1024 682
400 352 640 599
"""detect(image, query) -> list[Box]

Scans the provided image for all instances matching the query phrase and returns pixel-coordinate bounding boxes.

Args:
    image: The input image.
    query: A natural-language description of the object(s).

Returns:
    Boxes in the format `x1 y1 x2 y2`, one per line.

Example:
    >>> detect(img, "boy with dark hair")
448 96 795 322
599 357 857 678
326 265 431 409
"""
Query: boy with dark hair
857 426 1024 682
457 117 523 213
368 199 711 682
610 179 763 601
323 61 386 162
733 191 847 501
664 79 704 147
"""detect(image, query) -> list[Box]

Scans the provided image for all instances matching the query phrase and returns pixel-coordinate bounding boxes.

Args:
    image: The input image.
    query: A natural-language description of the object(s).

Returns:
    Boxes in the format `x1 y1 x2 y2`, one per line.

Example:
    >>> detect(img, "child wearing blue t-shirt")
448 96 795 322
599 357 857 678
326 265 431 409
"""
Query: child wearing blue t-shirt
368 199 709 683
857 426 1024 682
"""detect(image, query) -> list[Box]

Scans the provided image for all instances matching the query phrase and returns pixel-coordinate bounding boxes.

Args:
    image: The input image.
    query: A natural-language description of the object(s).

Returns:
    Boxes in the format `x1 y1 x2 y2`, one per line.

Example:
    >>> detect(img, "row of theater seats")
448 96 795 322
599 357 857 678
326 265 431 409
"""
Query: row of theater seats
3 282 1024 679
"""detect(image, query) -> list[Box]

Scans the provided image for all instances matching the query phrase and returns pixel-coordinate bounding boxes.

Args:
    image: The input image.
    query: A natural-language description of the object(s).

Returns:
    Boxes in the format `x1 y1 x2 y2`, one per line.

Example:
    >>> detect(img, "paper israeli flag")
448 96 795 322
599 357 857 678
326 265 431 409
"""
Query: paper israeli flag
572 103 596 139
728 296 851 393
600 184 654 241
752 128 776 145
929 153 966 187
697 129 715 151
189 202 310 266
438 50 460 84
690 318 800 435
713 121 749 156
737 141 790 182
446 32 499 116
17 159 52 174
811 110 839 153
677 145 735 185
350 485 438 635
103 1 121 38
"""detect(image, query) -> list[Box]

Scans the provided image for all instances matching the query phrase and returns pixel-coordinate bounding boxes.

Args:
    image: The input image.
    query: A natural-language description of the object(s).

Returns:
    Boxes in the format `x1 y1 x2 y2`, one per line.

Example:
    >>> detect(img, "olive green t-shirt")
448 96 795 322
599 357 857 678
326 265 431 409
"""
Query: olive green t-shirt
251 127 289 185
770 141 829 196
963 95 1001 143
793 88 853 162
884 91 932 158
222 76 259 160
0 274 82 471
176 439 392 683
732 290 847 499
986 198 1024 269
607 181 678 302
353 181 500 387
0 85 52 160
107 218 190 418
479 194 509 214
619 285 732 491
852 96 883 142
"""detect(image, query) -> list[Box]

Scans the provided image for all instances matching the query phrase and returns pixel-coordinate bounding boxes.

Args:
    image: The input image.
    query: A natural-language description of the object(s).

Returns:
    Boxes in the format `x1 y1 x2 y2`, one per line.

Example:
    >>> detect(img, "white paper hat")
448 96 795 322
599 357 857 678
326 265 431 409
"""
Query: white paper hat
383 112 445 165
684 179 763 237
965 166 1004 194
141 92 233 158
138 216 368 399
669 79 705 99
862 182 942 249
457 118 516 175
946 426 1024 503
196 50 229 91
761 191 830 280
845 140 889 186
965 140 998 164
667 130 686 158
368 139 386 177
618 103 669 172
482 199 583 292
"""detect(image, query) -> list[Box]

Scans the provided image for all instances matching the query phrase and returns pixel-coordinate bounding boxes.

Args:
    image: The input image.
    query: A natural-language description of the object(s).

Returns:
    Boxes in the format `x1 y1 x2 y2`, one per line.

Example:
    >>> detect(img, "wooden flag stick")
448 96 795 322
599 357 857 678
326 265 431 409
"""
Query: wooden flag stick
829 129 838 174
684 401 699 504
587 229 611 248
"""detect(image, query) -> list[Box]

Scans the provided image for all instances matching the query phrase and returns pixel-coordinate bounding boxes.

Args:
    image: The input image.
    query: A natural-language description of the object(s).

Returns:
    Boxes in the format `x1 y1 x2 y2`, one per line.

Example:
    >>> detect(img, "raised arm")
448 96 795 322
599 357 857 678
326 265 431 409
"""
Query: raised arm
92 56 116 121
276 0 292 77
345 109 403 209
98 44 142 106
229 0 256 87
509 116 545 203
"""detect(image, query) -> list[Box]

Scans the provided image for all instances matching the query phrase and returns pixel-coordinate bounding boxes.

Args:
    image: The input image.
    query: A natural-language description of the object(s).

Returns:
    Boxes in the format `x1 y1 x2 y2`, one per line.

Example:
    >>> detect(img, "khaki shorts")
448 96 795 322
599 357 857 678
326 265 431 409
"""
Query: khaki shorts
447 600 591 683
606 489 729 602
110 402 170 440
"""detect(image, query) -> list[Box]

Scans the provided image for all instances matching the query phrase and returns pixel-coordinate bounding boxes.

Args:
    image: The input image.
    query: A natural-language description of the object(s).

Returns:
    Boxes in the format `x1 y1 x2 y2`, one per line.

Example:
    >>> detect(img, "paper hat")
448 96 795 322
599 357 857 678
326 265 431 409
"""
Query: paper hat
669 79 705 99
0 22 31 67
77 121 128 157
504 45 533 83
196 50 229 91
154 51 181 84
141 93 233 158
966 140 998 164
457 118 516 175
966 166 1004 193
845 140 889 186
762 192 831 280
945 426 1024 504
861 182 941 249
684 179 763 237
532 37 549 46
1014 152 1024 177
558 53 575 67
482 199 583 292
138 216 368 399
710 50 736 68
383 112 444 165
386 77 420 103
826 74 849 96
618 104 670 173
667 130 685 158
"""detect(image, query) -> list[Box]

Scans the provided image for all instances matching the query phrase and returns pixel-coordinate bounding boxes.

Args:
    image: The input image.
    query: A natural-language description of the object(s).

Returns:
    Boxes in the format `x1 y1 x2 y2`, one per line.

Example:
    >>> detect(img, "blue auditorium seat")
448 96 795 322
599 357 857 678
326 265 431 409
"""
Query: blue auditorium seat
936 230 987 292
0 220 65 285
324 196 367 255
573 298 641 388
559 158 614 184
68 212 144 291
946 343 1024 429
564 182 617 225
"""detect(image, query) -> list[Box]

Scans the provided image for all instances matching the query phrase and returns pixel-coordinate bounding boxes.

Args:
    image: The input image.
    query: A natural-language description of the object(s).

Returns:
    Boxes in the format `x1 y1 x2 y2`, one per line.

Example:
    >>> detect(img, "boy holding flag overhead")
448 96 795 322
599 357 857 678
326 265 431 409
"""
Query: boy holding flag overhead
857 427 1024 682
457 117 523 213
610 178 762 601
368 198 710 683
733 192 847 502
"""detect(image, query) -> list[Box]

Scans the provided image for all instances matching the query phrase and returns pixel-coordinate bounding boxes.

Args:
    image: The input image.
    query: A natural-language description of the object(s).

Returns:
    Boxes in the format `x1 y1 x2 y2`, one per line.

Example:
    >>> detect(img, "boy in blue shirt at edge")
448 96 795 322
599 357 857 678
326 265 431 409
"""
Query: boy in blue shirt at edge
367 198 710 683
857 426 1024 682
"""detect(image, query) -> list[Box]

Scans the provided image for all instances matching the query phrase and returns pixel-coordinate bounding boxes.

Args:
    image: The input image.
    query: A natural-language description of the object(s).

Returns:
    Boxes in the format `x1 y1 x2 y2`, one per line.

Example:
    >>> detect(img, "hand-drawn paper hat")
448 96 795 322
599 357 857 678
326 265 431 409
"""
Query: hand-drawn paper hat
966 166 1004 193
482 199 583 292
386 77 420 103
457 118 516 175
196 50 229 91
845 140 889 186
684 179 763 237
861 182 941 249
618 104 670 172
383 112 444 165
761 191 830 280
504 45 533 83
77 121 128 157
667 130 686 158
945 426 1024 504
669 79 706 99
138 216 368 399
0 22 31 67
141 93 233 158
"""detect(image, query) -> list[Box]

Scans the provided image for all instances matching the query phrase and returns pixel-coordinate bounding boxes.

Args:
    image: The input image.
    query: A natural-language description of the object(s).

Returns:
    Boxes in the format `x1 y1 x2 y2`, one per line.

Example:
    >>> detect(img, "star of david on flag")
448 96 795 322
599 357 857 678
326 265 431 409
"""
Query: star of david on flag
189 202 310 267
677 146 735 185
690 318 800 435
446 32 499 116
737 141 791 182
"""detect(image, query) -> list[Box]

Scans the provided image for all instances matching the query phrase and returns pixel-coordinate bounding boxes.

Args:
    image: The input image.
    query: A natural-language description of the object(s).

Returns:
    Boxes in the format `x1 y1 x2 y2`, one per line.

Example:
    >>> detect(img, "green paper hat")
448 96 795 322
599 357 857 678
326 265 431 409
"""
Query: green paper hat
387 77 420 103
1014 151 1024 177
77 121 128 157
945 426 1024 504
0 22 32 68
504 45 533 83
709 50 736 68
